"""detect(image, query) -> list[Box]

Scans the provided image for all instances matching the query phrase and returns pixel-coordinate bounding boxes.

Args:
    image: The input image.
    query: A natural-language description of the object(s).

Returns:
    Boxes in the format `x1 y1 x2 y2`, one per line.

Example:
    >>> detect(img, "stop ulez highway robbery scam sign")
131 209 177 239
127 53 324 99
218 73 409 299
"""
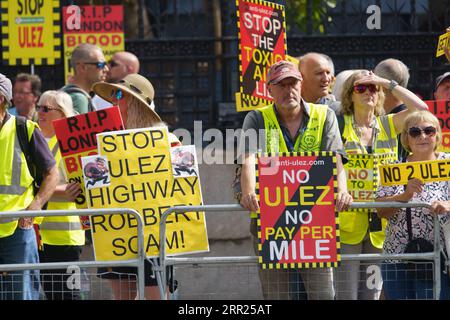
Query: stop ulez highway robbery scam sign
235 0 286 112
85 127 208 260
256 152 340 269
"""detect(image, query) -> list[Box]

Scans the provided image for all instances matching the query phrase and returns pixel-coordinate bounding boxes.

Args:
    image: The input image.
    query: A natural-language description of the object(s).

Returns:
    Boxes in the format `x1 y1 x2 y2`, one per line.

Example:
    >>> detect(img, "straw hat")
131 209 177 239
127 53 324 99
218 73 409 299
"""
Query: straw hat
92 74 161 123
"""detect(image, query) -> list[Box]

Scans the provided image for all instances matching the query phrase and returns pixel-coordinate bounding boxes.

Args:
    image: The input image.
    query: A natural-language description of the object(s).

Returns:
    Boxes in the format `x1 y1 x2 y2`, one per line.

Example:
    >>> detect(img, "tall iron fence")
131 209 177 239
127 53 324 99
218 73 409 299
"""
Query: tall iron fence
1 0 448 131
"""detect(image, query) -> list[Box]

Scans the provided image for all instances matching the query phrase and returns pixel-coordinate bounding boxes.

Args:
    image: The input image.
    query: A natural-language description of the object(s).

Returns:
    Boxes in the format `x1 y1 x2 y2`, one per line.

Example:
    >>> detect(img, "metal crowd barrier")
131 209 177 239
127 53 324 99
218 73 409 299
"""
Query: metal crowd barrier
157 201 443 300
0 208 147 300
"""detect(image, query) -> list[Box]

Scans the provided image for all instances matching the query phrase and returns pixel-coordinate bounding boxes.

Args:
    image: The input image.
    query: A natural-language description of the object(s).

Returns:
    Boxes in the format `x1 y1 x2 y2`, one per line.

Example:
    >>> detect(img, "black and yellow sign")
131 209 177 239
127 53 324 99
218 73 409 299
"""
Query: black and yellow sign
1 0 61 65
436 31 450 58
380 159 450 186
345 153 396 202
256 152 339 269
234 0 287 112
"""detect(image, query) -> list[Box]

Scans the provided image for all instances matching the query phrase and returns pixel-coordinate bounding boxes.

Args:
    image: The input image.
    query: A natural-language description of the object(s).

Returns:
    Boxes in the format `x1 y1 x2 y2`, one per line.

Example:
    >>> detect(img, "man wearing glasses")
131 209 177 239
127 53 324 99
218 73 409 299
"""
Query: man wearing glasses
92 51 140 110
9 73 41 122
106 51 140 84
62 43 109 115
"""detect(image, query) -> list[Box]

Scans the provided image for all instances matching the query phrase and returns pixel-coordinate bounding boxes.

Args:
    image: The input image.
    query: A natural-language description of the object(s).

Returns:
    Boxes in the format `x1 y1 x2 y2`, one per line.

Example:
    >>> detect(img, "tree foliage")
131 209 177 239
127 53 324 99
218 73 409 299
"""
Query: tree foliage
285 0 337 34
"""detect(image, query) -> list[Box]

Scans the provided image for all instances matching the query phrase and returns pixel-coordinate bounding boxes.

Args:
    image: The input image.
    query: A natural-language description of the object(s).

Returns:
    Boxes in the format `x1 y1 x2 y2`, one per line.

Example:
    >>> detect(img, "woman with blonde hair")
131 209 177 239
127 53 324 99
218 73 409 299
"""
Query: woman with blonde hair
334 70 428 300
377 110 450 299
36 90 84 300
92 74 179 300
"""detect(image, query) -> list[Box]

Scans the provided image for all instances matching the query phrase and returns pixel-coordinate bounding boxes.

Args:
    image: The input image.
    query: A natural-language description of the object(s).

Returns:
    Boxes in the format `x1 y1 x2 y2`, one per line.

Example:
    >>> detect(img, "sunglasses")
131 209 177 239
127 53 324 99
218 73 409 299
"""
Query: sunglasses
114 89 123 100
36 105 59 113
84 61 107 69
108 60 119 68
353 84 379 94
408 126 437 138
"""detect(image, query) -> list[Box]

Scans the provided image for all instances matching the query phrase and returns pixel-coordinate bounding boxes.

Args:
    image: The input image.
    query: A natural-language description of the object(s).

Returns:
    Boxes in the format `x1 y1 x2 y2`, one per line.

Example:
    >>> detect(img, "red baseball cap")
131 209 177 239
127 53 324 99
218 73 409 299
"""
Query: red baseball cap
266 60 302 85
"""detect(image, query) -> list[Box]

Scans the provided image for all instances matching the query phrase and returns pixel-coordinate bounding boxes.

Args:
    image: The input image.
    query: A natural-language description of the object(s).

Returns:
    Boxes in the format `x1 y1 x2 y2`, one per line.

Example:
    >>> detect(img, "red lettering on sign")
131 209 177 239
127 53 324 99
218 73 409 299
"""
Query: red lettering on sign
18 26 44 48
65 156 79 174
66 34 122 47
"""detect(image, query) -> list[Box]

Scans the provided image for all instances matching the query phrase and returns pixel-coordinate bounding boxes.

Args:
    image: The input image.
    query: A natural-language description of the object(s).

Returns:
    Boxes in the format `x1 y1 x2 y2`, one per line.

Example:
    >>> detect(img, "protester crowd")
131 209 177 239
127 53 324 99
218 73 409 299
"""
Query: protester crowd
0 31 450 301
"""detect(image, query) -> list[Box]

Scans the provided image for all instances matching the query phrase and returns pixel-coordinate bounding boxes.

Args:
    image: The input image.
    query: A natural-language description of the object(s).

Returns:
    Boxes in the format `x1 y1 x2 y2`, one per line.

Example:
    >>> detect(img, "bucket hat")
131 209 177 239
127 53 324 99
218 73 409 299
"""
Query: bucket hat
92 74 161 123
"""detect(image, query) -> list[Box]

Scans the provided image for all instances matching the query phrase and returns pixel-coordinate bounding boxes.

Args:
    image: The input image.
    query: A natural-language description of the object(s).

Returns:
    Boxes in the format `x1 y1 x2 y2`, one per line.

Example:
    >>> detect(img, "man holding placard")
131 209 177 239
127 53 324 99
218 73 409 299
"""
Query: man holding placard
240 60 352 300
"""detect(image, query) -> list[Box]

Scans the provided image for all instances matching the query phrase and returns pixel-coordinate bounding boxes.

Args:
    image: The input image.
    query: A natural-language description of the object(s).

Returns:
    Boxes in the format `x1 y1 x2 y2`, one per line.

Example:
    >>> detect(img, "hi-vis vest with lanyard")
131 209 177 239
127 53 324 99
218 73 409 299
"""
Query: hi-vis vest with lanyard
38 136 84 246
252 103 328 218
340 113 398 248
0 116 36 238
259 103 328 153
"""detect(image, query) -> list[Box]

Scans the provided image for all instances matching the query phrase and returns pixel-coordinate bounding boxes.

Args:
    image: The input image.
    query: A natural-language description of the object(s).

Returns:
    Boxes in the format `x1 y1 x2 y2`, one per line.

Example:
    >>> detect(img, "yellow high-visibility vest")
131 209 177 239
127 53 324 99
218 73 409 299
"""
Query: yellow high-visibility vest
0 116 36 238
39 136 84 246
250 103 328 218
259 103 328 153
340 114 398 248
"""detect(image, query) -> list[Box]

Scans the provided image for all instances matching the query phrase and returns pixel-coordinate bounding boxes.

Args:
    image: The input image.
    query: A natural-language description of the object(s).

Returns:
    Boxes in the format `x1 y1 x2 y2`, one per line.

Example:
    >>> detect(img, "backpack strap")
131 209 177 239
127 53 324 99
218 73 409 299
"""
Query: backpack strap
336 114 346 144
16 116 35 183
62 84 96 112
16 116 48 210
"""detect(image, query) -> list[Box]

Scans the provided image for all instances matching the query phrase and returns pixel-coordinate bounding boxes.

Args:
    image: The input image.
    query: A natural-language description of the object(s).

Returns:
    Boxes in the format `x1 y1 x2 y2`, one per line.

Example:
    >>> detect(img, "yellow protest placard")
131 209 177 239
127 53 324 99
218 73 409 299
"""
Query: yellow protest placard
345 153 397 201
379 159 450 186
1 0 61 65
345 154 375 202
286 55 299 66
86 127 208 261
436 32 450 58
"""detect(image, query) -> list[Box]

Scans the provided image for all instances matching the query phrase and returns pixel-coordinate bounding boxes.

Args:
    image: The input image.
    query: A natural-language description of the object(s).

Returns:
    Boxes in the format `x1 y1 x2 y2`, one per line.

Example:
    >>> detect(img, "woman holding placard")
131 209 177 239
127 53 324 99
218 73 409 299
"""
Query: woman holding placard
92 74 180 300
377 110 450 299
36 90 84 300
334 70 428 300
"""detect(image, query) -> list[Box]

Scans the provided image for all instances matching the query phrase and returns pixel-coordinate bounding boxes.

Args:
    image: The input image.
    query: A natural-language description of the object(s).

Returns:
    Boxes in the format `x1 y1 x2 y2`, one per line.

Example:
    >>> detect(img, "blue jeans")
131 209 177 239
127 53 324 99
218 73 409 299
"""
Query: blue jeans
382 262 450 300
0 227 40 300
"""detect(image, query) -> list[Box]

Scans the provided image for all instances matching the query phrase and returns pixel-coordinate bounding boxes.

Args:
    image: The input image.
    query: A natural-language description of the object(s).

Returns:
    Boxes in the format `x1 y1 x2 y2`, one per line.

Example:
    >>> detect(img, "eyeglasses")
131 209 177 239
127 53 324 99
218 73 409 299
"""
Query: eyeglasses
83 61 107 69
353 84 379 94
36 105 59 113
108 60 119 68
408 126 437 138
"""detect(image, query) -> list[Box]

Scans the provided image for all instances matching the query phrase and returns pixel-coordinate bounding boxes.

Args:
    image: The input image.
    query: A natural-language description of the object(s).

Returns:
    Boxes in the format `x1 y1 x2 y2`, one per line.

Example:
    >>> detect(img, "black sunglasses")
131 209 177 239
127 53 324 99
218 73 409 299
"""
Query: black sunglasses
84 61 107 69
408 126 437 138
108 60 119 68
36 105 59 113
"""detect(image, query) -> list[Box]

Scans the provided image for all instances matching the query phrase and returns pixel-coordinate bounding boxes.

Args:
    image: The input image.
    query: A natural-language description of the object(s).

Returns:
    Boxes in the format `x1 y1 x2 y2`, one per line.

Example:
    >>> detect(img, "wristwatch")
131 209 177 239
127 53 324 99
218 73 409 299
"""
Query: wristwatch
388 79 398 92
